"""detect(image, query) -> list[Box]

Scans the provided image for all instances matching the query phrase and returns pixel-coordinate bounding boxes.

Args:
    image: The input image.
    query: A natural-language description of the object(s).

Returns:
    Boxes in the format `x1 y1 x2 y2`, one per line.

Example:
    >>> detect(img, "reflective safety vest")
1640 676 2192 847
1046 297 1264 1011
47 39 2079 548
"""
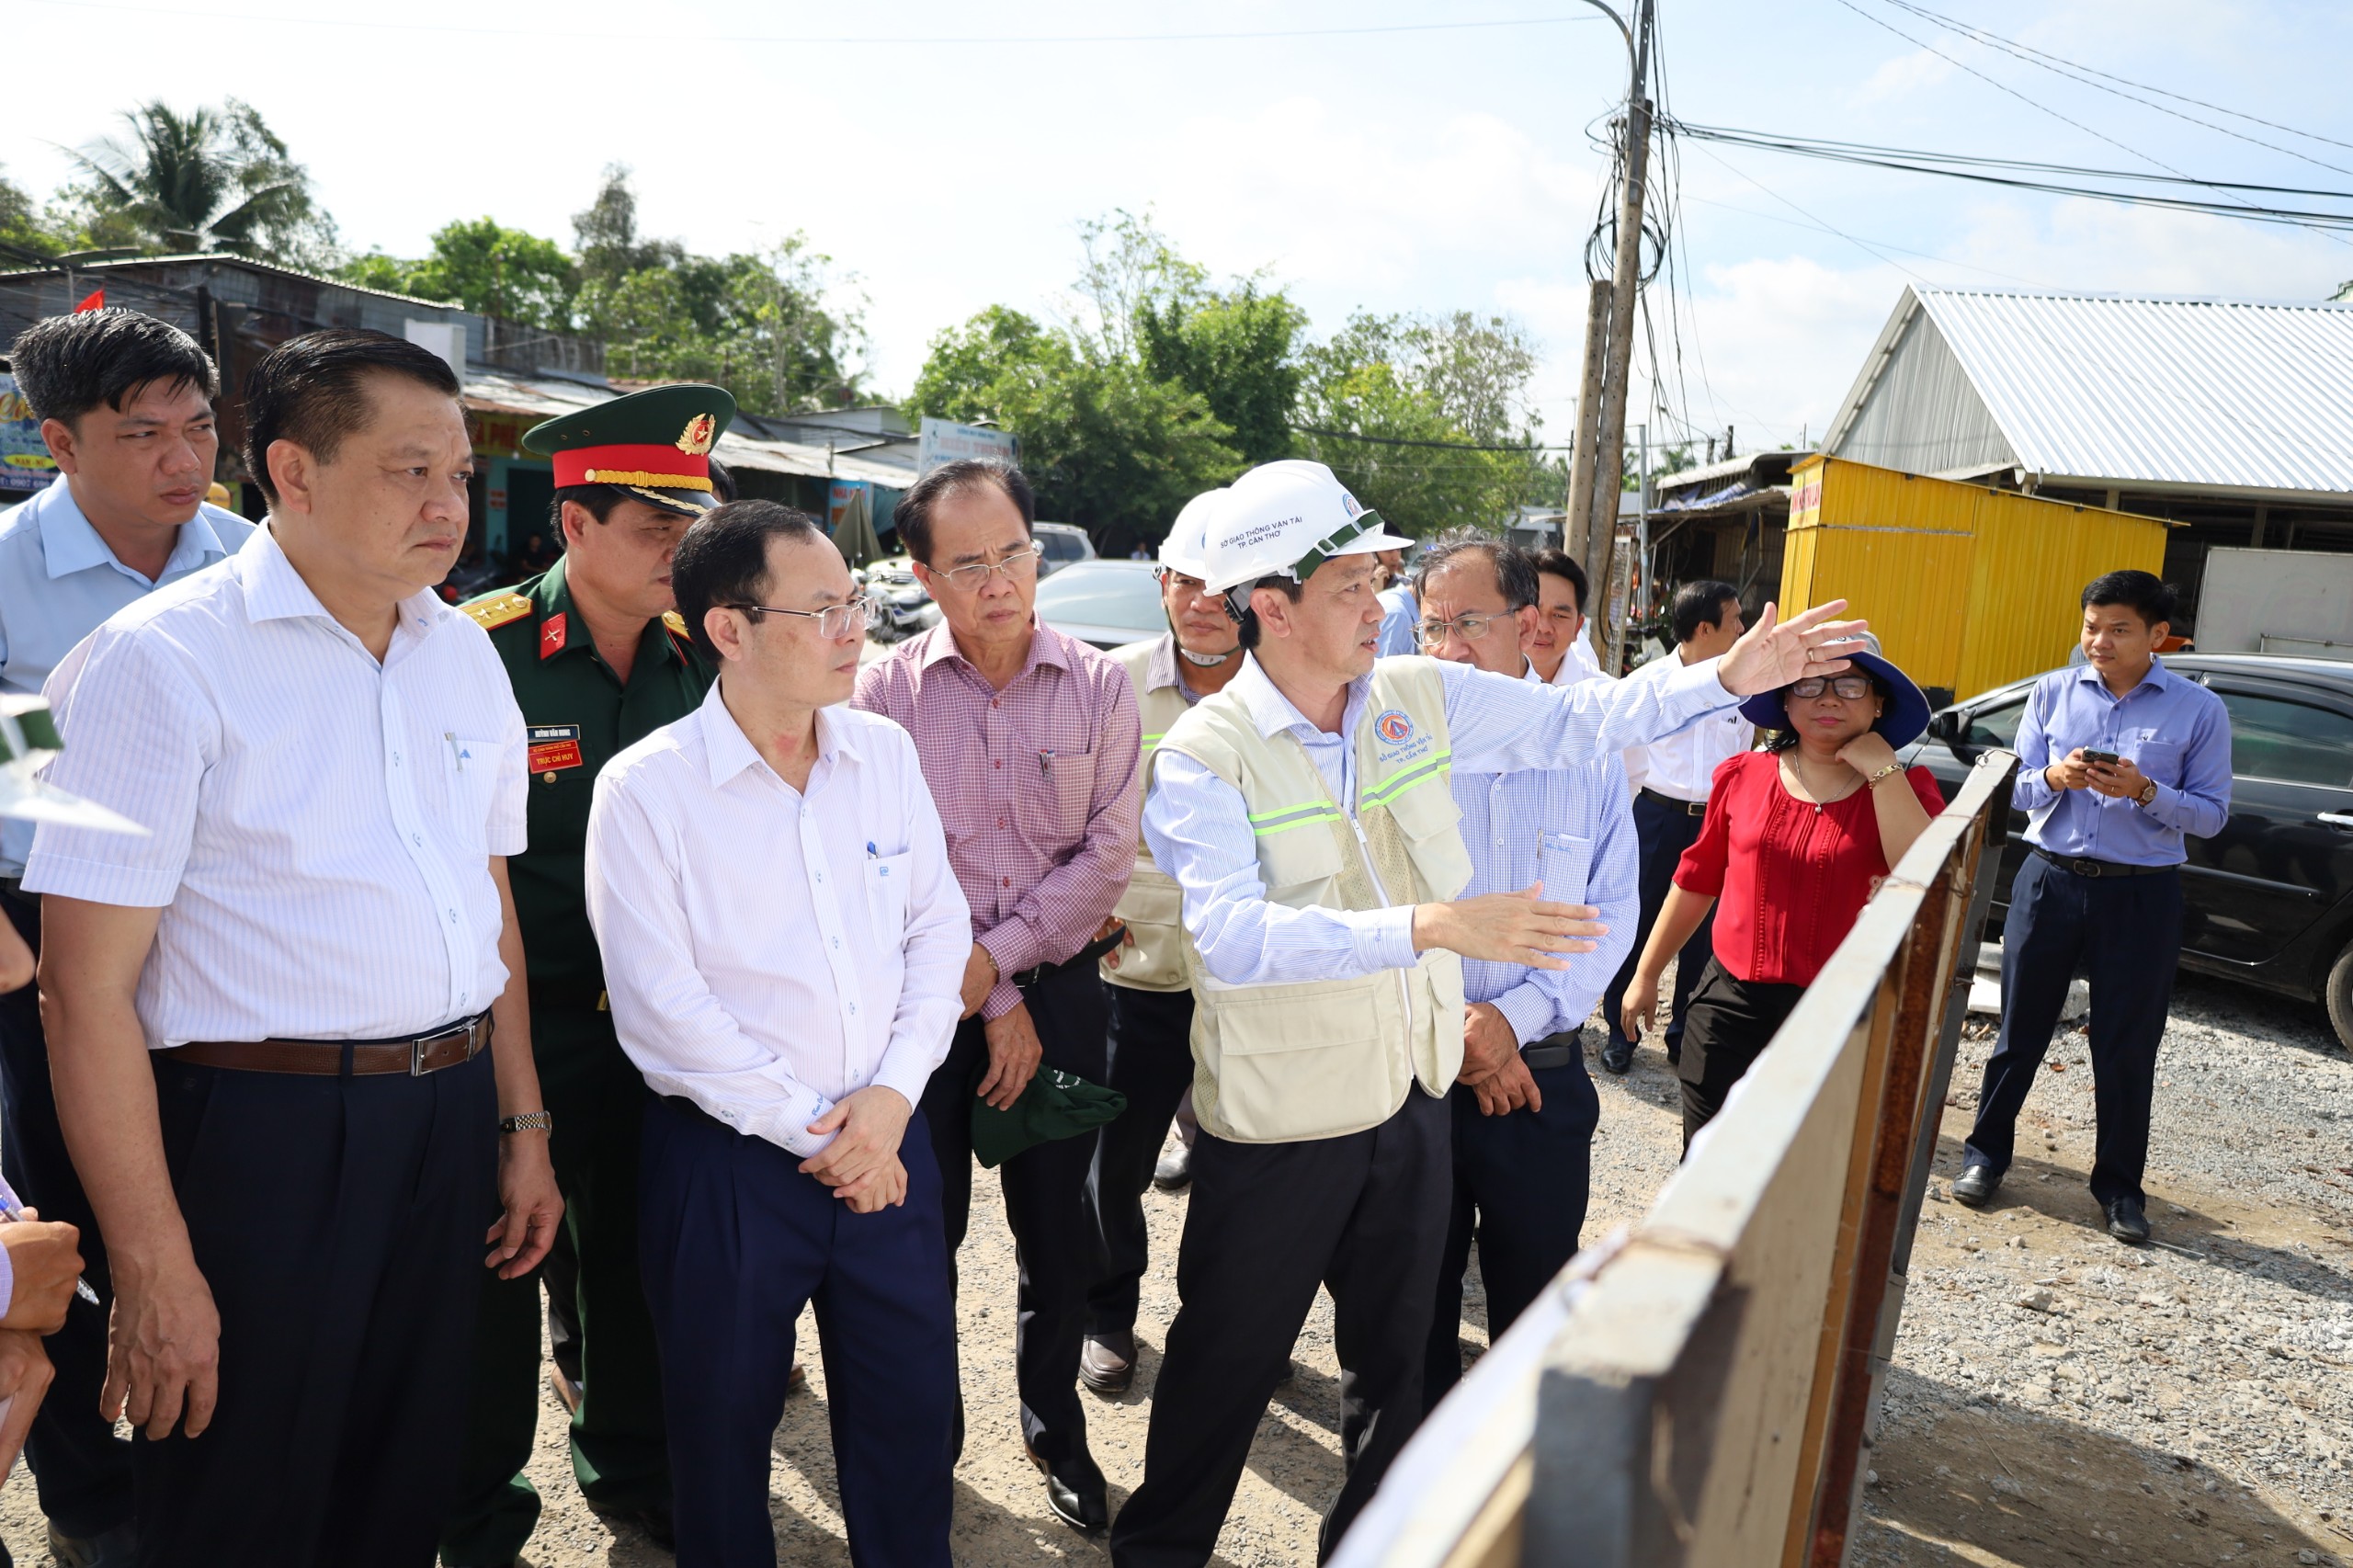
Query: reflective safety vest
1150 656 1472 1143
1103 638 1195 994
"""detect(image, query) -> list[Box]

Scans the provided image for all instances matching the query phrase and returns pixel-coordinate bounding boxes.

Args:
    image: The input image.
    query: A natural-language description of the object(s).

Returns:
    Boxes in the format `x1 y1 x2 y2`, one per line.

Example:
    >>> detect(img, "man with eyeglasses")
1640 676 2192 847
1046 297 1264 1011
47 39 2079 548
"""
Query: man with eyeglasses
1598 579 1753 1077
1078 491 1238 1399
585 499 968 1565
1405 532 1637 1414
445 384 736 1564
852 459 1141 1534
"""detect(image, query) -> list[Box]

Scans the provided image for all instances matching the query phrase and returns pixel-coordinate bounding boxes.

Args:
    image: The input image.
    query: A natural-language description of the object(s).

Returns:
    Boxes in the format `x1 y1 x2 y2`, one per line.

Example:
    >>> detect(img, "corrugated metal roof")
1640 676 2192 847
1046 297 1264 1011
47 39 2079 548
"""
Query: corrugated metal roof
1900 288 2353 495
462 371 916 489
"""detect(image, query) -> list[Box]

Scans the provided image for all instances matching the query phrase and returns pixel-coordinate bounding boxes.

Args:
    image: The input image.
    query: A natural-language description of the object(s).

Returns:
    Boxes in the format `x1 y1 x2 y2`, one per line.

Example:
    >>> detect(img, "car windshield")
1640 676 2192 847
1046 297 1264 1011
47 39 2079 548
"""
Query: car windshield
1035 565 1164 631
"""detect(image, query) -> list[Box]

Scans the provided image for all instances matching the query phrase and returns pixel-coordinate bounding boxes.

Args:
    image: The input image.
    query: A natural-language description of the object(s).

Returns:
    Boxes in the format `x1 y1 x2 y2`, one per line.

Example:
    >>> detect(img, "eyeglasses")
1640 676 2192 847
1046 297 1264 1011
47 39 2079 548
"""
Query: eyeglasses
726 595 875 641
934 545 1041 592
1789 675 1874 700
1417 612 1506 647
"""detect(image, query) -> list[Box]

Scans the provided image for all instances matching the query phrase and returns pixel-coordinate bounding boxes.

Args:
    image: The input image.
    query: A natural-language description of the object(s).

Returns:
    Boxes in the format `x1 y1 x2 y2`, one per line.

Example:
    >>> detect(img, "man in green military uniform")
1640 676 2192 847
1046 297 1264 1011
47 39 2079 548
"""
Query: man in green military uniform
439 384 734 1565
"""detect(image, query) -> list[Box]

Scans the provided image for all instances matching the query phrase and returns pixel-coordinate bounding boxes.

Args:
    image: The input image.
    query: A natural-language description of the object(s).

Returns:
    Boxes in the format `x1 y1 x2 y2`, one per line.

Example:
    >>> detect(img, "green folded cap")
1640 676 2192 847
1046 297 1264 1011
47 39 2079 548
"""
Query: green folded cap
971 1068 1128 1169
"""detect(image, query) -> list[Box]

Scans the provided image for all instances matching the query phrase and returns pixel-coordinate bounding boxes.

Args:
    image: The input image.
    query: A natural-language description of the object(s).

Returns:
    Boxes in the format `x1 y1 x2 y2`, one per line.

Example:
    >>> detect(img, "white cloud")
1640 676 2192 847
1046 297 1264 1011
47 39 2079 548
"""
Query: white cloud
1849 49 1956 108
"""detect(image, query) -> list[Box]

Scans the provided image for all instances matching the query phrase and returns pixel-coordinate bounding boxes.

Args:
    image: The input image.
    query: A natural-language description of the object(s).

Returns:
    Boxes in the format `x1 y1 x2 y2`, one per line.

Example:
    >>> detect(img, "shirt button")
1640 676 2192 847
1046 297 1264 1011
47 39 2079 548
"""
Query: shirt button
991 699 1000 710
1002 877 1011 888
413 834 423 846
994 759 1002 769
448 910 459 923
997 816 1006 828
847 1002 858 1014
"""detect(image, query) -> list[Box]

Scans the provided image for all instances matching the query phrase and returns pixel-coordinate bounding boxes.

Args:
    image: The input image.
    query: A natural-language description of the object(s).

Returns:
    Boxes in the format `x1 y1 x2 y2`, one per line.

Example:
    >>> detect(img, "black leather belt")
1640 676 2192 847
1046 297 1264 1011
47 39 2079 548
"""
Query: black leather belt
2031 846 2178 880
1009 924 1129 990
1639 787 1707 817
1520 1028 1586 1070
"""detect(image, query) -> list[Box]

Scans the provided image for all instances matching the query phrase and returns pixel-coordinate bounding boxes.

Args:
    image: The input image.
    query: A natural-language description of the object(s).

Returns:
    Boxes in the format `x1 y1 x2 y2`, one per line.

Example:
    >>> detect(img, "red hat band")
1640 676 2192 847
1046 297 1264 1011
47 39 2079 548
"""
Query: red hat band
551 443 713 492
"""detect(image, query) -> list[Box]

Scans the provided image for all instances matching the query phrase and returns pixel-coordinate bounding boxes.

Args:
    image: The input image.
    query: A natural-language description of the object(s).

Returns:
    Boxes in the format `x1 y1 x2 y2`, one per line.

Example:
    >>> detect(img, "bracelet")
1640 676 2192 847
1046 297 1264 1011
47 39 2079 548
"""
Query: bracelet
498 1111 553 1134
1866 760 1904 788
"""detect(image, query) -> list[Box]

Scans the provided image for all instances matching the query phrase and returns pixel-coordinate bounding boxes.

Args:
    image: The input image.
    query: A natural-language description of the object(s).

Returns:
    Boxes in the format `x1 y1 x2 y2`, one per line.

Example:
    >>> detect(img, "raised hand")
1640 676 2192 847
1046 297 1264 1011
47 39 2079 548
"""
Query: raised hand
1716 599 1871 696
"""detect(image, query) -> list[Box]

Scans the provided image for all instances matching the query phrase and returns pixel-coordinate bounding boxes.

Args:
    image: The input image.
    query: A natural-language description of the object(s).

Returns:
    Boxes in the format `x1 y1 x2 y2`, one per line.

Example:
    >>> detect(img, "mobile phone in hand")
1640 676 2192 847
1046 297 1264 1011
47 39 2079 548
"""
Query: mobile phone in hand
2081 748 2123 767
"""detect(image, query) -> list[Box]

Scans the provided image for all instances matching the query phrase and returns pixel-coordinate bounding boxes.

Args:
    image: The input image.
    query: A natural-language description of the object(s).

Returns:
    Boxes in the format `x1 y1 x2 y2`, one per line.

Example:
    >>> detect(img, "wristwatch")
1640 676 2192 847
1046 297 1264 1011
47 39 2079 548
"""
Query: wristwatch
498 1111 553 1134
2134 779 2158 808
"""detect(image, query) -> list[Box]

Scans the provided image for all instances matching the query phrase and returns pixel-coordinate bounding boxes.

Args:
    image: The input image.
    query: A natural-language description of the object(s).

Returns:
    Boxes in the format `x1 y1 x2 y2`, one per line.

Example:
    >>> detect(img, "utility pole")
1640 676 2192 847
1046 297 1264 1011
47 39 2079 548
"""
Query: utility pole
1579 0 1654 675
1563 278 1612 562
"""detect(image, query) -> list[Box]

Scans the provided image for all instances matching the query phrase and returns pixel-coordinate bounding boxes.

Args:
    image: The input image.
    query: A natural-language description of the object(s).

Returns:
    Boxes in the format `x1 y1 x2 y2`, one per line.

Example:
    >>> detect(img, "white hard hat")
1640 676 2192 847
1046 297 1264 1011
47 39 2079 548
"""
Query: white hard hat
1196 460 1414 597
1159 489 1225 579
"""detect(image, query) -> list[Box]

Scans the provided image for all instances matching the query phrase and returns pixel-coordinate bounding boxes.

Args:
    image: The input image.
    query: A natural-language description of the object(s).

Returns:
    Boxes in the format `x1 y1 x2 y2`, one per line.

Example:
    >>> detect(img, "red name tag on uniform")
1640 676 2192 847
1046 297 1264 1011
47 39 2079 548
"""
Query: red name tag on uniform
529 723 584 775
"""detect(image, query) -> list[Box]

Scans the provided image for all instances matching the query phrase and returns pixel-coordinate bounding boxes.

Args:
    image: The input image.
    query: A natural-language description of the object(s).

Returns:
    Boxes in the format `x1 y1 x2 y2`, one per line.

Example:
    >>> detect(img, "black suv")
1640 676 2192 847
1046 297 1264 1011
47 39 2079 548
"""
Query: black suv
1903 654 2353 1050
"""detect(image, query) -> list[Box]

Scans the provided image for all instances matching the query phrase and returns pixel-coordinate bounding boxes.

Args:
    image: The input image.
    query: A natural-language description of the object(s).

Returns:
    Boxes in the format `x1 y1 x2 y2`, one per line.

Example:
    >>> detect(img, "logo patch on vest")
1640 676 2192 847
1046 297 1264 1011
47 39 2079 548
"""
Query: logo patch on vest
1372 708 1433 764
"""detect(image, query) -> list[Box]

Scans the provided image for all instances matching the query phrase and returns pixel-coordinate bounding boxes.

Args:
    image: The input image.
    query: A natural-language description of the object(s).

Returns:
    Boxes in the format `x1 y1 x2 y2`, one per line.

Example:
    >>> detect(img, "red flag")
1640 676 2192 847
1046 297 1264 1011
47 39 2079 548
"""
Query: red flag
72 290 104 312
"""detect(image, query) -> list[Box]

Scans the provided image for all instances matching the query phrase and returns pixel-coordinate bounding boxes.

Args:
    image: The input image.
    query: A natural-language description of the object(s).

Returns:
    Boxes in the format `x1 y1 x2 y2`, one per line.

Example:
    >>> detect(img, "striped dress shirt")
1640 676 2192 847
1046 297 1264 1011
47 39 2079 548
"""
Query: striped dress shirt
0 479 252 876
1142 652 1735 987
585 687 971 1157
1448 663 1641 1044
23 526 527 1044
852 619 1140 1019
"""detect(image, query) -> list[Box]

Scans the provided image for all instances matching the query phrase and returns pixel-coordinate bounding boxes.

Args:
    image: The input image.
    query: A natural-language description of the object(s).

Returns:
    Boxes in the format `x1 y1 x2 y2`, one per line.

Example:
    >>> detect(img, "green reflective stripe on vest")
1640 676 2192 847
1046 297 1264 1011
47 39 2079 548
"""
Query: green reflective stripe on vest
1358 748 1454 811
1247 799 1347 837
1142 732 1168 748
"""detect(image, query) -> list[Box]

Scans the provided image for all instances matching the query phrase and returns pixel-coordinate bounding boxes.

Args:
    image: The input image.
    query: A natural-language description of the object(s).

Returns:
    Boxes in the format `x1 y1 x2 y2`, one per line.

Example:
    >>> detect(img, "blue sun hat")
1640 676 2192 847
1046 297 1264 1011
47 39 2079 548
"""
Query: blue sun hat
1737 631 1933 747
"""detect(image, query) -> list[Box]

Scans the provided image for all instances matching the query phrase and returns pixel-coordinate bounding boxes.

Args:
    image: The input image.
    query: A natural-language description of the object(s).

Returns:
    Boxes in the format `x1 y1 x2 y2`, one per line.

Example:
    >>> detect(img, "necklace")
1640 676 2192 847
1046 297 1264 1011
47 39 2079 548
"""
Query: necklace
1785 753 1861 813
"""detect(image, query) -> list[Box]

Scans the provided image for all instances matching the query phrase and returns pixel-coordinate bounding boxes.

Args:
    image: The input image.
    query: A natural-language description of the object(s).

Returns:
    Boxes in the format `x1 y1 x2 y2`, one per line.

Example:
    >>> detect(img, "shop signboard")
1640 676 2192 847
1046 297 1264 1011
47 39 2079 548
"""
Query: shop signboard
0 372 56 494
915 417 1017 476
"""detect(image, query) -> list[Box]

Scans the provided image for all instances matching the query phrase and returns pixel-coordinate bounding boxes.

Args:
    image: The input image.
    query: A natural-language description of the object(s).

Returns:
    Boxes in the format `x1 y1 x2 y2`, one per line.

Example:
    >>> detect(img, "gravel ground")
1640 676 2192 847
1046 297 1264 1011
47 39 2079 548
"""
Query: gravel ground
3 963 2346 1566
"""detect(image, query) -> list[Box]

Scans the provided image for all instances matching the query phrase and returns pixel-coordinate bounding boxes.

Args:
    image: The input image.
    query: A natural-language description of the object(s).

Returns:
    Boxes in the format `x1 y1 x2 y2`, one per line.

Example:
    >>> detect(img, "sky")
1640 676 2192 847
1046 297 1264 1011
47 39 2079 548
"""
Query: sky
7 0 2351 460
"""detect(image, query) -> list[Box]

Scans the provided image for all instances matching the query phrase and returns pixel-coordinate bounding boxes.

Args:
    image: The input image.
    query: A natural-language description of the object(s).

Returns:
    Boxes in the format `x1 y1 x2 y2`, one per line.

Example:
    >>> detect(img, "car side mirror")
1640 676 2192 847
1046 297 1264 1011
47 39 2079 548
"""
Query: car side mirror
1927 710 1963 744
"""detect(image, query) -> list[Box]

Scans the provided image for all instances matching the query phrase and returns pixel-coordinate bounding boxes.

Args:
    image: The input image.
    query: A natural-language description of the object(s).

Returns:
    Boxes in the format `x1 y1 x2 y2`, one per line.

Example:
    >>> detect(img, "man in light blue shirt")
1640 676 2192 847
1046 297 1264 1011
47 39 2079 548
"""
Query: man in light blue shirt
1374 552 1418 656
0 307 245 1563
1956 570 2232 1246
1403 531 1637 1413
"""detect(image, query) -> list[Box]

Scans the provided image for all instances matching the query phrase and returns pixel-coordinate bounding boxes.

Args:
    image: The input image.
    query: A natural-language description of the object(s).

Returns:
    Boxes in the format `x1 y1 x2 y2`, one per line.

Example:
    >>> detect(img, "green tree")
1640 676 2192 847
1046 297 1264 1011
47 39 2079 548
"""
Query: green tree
1074 210 1307 465
909 305 1241 541
57 99 339 267
1297 311 1547 537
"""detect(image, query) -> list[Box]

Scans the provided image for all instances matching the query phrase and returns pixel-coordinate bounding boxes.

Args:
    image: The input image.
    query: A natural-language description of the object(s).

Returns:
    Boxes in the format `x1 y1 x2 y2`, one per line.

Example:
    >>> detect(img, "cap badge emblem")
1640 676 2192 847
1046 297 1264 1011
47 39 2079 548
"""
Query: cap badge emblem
676 413 716 455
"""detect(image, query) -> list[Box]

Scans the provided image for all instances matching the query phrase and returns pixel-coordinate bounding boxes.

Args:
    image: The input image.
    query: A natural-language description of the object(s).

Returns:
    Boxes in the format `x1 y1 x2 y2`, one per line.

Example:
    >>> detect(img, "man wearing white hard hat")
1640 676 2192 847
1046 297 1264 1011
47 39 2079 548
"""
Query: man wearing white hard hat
1110 460 1865 1568
1076 490 1239 1398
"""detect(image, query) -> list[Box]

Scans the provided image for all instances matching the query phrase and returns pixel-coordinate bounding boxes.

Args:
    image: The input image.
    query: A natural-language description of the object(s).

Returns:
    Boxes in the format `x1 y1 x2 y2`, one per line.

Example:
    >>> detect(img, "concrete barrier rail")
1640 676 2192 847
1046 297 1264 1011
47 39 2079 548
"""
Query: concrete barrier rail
1333 750 2021 1568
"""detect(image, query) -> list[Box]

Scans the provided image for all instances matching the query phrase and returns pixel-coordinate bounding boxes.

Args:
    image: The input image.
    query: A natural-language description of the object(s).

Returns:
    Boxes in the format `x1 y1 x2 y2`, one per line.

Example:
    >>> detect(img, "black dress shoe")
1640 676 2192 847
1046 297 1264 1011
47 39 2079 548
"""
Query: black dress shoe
1599 1038 1634 1075
1152 1141 1193 1191
1080 1328 1137 1394
1951 1163 1999 1208
1025 1442 1109 1533
2105 1196 2152 1244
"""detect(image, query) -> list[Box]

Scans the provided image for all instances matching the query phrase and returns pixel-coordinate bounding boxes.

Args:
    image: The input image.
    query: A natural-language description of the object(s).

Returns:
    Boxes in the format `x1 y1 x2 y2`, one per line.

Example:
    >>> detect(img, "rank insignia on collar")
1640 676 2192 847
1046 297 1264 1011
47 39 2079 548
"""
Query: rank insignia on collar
676 413 717 455
540 610 568 660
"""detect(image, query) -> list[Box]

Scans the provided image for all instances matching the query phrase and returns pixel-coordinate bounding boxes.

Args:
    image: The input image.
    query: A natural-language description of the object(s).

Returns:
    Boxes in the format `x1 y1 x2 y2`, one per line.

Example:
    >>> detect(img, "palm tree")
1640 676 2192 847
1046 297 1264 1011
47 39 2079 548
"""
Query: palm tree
58 99 332 264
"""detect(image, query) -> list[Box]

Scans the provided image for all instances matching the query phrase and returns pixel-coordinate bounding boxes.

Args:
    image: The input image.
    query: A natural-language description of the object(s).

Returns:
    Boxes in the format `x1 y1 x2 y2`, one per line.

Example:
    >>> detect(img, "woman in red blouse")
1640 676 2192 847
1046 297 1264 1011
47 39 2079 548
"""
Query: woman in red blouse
1619 639 1945 1147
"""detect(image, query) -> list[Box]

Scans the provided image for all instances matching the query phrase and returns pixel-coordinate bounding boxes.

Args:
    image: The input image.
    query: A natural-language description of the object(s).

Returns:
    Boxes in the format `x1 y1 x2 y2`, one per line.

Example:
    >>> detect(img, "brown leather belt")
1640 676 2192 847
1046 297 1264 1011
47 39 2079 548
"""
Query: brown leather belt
159 1013 494 1076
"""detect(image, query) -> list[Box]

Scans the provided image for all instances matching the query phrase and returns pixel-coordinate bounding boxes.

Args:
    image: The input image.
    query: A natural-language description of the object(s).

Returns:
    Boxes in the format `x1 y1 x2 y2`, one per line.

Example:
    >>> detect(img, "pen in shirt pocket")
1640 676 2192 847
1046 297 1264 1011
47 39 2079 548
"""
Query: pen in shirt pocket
1039 748 1055 777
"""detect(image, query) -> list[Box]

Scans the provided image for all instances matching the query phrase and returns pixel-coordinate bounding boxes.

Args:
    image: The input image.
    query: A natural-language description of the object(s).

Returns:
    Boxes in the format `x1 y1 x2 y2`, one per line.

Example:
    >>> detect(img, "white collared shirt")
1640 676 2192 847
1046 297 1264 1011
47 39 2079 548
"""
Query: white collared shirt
1620 648 1754 802
584 682 971 1157
0 479 253 875
23 526 527 1044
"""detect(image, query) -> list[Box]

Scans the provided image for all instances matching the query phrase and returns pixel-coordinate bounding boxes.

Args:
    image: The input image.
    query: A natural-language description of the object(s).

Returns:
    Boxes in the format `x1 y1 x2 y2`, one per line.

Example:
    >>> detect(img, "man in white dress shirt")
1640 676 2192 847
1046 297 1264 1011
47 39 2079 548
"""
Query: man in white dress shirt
29 329 563 1568
585 500 970 1568
1599 579 1753 1075
1525 547 1611 687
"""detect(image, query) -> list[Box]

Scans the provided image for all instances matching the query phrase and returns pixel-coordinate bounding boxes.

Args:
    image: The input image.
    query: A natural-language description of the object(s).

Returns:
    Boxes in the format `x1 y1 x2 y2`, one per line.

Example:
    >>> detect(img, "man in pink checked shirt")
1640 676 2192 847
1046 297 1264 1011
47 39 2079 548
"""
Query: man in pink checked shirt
853 459 1140 1535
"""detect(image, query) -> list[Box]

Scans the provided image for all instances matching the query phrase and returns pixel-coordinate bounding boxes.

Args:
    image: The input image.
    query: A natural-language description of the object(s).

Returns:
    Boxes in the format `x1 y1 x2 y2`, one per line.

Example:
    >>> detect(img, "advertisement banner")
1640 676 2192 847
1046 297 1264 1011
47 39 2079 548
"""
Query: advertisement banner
0 372 57 494
915 417 1018 476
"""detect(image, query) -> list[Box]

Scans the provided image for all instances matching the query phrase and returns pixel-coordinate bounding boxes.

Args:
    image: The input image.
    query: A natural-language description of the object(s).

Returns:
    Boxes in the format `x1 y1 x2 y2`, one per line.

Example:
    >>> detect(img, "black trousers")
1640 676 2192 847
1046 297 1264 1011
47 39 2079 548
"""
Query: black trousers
1604 792 1718 1054
917 960 1106 1463
137 1045 499 1568
1085 983 1197 1335
1677 959 1805 1148
1109 1089 1451 1568
1422 1049 1599 1415
1964 855 2183 1208
0 888 132 1540
639 1096 955 1568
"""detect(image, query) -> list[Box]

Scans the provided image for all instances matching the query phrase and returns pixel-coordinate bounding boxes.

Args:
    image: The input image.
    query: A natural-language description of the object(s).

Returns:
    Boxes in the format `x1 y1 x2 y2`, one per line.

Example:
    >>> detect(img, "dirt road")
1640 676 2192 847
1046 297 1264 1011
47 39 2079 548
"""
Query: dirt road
4 967 2347 1566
